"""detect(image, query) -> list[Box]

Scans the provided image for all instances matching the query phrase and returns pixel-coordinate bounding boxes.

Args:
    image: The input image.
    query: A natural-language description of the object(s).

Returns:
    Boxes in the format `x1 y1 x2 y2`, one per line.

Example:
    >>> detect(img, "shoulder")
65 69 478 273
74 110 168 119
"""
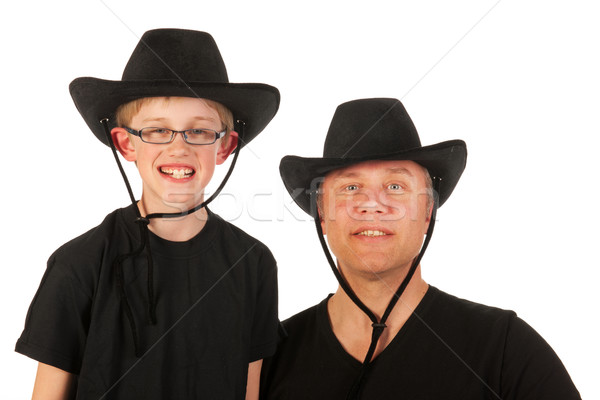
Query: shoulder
412 288 582 398
46 206 134 287
282 301 322 332
263 299 326 366
416 286 521 358
209 210 276 262
260 297 339 398
426 286 516 328
52 206 131 259
276 298 328 352
424 287 572 374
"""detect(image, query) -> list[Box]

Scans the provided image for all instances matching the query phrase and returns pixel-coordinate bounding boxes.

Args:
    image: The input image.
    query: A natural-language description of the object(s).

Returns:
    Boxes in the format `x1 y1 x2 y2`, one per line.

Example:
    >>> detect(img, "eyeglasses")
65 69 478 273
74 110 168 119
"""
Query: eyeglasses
124 127 226 145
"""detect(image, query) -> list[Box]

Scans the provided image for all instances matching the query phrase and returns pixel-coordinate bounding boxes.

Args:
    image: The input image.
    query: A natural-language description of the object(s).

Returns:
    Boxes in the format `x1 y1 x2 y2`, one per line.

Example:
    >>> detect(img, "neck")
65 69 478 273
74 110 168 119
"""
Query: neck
137 200 209 242
333 265 428 322
327 265 428 360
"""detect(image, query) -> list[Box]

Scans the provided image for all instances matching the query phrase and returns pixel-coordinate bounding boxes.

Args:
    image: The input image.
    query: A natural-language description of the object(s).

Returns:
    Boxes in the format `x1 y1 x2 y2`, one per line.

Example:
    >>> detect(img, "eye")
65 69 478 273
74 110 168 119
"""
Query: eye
140 127 171 141
189 129 210 135
345 184 359 192
388 183 403 191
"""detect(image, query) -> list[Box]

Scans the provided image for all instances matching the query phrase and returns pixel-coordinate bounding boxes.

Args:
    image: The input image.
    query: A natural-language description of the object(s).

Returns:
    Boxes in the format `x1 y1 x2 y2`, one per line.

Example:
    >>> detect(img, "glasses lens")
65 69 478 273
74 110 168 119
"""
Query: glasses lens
139 128 173 144
185 129 218 145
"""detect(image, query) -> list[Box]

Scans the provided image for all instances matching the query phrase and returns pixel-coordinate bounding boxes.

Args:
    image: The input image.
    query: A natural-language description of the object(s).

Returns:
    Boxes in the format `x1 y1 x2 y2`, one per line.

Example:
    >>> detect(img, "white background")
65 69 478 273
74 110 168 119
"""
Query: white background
2 0 598 398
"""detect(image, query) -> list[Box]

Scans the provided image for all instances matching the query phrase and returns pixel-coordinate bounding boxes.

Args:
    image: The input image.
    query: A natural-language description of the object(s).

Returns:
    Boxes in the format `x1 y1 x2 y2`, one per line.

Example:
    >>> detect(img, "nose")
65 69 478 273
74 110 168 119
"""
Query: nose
172 131 189 142
166 131 190 154
353 189 387 215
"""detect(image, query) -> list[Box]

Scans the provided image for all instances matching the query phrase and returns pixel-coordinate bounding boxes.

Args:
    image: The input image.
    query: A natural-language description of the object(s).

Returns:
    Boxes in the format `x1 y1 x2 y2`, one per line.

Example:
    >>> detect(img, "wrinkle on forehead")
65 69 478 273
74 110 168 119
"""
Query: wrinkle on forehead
328 162 417 182
140 115 219 125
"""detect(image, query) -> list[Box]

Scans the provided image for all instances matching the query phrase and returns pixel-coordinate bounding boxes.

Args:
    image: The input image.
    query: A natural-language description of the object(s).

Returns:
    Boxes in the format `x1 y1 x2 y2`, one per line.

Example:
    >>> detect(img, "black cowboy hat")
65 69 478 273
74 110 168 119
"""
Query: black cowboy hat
70 28 280 147
280 98 467 215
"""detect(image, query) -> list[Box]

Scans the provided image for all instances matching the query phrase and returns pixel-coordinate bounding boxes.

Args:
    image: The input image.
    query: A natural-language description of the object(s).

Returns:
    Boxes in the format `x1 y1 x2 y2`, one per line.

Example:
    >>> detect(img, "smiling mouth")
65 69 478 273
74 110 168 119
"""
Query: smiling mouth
355 230 388 237
160 167 195 179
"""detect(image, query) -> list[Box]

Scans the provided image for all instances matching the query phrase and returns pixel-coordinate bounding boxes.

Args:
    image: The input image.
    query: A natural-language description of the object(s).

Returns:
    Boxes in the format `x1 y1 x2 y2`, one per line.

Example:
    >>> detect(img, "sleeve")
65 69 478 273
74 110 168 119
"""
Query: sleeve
15 253 92 374
501 314 581 400
248 246 280 362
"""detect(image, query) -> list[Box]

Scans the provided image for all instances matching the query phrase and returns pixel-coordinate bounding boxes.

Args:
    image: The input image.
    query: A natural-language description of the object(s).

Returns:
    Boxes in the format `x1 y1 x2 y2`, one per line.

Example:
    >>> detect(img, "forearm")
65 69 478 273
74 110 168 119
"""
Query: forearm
246 359 263 400
32 363 76 400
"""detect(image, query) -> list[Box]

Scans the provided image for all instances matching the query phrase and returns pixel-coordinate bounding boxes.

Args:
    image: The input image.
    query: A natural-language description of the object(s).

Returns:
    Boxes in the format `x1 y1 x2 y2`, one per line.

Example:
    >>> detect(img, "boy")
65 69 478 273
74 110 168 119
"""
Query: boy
16 29 280 399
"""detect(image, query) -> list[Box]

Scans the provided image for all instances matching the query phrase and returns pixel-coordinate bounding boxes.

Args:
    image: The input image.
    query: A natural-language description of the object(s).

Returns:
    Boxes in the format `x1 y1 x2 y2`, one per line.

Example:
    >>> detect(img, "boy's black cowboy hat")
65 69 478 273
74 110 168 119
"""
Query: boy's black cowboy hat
70 28 280 147
280 98 467 215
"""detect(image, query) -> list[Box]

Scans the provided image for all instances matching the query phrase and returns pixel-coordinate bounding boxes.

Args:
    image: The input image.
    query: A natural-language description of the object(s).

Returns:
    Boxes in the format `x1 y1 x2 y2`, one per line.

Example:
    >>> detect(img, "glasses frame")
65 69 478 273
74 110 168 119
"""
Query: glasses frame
123 126 226 145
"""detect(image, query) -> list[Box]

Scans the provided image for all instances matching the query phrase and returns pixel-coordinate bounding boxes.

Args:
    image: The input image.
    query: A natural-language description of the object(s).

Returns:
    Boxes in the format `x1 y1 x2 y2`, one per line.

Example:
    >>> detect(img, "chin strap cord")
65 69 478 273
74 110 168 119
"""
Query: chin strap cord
100 119 244 357
312 176 441 399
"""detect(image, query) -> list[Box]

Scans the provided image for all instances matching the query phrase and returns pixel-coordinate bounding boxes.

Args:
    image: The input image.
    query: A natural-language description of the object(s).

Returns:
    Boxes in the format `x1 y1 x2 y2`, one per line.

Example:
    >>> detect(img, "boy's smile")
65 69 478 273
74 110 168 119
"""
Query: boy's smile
159 164 196 180
112 97 238 214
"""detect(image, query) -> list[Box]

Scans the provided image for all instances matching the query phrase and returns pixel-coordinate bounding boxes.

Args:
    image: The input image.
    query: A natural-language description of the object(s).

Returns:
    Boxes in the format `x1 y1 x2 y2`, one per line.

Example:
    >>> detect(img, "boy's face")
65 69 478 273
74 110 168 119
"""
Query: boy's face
112 97 238 213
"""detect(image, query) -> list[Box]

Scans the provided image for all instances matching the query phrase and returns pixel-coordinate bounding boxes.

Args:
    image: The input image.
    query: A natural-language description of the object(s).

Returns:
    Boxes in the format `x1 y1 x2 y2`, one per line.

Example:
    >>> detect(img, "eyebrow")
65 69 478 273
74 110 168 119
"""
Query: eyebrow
140 116 218 124
334 171 360 179
387 167 413 176
334 167 414 180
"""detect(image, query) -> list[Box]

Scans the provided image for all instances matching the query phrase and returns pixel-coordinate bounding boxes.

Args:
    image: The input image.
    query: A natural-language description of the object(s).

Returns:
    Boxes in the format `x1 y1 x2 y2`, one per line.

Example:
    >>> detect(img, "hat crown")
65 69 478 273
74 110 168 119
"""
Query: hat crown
121 29 229 83
323 98 421 159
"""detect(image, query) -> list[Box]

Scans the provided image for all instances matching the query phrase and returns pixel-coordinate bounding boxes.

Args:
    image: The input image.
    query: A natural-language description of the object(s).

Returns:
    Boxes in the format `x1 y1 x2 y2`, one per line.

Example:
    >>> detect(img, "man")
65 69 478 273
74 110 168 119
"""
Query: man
260 98 580 399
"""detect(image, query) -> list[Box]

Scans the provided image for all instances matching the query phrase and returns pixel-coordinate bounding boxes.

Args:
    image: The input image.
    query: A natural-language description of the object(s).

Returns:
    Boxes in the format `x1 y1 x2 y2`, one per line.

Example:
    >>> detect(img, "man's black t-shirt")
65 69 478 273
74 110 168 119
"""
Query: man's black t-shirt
16 204 279 399
261 286 580 399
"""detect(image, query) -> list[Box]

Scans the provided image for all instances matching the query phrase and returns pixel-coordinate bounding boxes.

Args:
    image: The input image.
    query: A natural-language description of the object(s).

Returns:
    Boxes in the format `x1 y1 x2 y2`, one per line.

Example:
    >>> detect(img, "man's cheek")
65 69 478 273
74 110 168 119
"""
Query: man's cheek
380 203 408 221
378 193 408 221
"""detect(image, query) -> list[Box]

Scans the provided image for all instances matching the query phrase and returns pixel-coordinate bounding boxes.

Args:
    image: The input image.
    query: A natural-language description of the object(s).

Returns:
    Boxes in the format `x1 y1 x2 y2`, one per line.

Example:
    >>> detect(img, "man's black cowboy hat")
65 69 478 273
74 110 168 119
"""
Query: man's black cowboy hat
280 98 467 215
70 28 280 147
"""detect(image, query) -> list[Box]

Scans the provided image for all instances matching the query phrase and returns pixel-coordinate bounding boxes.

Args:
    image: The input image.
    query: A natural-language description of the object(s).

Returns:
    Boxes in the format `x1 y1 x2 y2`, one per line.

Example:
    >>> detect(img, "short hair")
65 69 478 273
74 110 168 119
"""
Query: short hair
421 165 434 213
115 97 234 142
315 163 434 219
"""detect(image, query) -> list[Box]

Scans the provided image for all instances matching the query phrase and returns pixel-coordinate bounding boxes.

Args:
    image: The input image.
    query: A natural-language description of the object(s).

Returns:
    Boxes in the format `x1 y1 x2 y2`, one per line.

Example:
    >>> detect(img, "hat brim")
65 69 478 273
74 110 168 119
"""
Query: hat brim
69 77 280 147
280 140 467 216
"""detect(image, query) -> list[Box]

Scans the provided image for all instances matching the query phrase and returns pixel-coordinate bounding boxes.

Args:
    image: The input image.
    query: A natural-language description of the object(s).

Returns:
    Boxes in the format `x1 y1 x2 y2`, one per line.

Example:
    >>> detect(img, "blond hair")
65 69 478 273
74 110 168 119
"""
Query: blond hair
115 96 234 142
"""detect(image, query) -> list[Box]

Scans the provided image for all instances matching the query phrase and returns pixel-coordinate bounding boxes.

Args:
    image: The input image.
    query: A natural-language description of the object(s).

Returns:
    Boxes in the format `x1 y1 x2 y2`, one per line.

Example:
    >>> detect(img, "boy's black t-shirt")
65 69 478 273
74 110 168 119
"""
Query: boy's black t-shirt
260 286 581 400
16 204 279 399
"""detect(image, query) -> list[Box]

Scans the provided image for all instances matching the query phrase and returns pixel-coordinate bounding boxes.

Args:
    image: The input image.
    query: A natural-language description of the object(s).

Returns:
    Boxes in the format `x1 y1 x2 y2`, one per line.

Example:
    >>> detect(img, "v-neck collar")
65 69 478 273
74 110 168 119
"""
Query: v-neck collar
317 285 438 369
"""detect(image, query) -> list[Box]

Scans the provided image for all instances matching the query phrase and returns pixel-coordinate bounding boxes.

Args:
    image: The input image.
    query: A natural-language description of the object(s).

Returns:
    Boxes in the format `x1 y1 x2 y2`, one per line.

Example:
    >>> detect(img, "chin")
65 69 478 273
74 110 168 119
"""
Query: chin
351 258 408 279
342 262 390 278
161 193 202 208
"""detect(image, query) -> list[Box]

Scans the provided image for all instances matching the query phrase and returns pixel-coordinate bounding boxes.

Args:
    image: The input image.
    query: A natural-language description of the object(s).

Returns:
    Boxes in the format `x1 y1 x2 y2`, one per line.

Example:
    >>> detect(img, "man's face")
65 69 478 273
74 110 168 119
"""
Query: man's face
320 160 432 280
120 97 237 213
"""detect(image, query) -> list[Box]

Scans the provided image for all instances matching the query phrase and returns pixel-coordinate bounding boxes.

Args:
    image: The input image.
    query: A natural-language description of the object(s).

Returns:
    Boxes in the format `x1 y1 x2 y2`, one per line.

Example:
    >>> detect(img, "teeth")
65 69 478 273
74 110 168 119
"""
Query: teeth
160 167 194 179
356 230 387 237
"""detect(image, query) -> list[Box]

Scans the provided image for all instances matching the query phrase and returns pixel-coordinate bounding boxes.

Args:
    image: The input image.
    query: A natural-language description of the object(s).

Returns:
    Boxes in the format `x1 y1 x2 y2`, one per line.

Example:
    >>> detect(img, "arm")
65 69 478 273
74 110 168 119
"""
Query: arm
32 362 76 400
501 316 581 399
245 359 263 400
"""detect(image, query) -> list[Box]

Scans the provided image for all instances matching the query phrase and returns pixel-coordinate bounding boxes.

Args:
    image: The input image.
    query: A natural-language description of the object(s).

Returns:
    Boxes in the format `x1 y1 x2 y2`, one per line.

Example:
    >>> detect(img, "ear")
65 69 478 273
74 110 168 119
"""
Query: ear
423 203 434 235
426 203 434 222
318 205 327 235
320 218 327 235
216 130 239 165
111 127 137 162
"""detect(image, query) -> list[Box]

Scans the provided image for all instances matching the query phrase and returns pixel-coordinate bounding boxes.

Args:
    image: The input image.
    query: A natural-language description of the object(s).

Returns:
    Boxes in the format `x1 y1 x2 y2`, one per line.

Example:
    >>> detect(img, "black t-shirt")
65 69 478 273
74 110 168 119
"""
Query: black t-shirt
16 204 279 400
261 286 580 399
